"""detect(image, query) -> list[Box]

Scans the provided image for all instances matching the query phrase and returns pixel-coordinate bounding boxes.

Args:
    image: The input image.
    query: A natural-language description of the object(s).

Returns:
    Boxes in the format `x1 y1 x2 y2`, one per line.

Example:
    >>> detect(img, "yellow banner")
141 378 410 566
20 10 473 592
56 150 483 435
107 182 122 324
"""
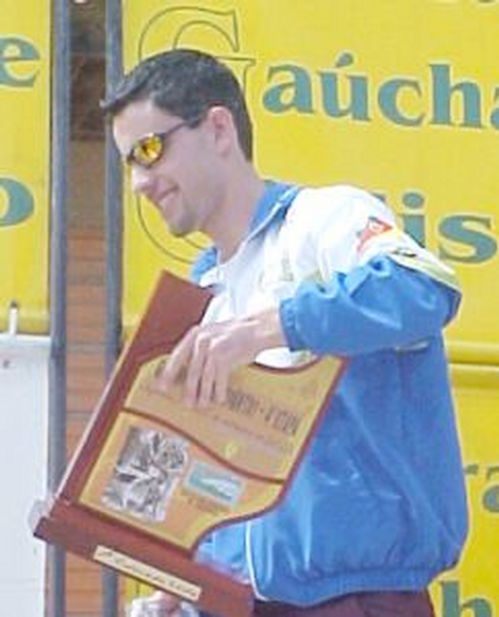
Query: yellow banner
0 1 51 334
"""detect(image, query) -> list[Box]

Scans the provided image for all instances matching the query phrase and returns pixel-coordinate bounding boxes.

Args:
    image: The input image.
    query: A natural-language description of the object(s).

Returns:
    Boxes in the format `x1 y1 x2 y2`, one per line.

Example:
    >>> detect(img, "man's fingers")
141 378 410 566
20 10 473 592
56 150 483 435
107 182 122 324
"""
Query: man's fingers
214 368 229 405
157 327 198 390
184 330 211 406
149 590 180 612
198 354 219 407
128 590 181 616
156 316 266 408
196 335 231 406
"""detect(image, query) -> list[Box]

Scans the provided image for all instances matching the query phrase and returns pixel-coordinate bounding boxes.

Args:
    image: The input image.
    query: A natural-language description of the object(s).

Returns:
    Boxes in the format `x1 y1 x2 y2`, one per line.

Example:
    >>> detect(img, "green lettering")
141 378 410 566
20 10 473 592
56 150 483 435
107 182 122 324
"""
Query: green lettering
263 64 314 114
483 465 499 513
320 73 369 120
378 78 424 126
431 64 483 128
319 53 370 120
490 86 499 129
0 36 39 87
0 178 34 225
400 191 426 246
440 581 492 617
438 215 497 263
464 463 480 477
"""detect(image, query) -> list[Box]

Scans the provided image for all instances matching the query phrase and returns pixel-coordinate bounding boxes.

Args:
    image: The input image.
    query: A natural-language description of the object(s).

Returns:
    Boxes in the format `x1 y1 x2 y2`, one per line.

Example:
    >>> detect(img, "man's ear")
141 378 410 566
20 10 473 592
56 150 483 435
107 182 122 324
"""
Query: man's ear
205 106 236 156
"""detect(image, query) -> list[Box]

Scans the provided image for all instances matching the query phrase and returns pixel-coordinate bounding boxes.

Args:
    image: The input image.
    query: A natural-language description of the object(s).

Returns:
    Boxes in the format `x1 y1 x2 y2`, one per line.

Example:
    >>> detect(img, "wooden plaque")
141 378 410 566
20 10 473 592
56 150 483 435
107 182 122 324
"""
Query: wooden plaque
31 272 344 617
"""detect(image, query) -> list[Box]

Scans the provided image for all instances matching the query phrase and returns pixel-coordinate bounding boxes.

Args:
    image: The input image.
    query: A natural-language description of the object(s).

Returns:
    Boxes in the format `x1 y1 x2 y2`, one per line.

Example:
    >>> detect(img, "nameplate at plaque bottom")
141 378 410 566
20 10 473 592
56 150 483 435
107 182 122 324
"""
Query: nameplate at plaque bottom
94 546 201 602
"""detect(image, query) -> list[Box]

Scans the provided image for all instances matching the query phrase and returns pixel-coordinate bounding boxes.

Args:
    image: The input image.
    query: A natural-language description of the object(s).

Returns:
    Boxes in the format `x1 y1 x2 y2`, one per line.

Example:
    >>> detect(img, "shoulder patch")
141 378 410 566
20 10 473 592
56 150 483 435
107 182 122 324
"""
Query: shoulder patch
357 216 393 253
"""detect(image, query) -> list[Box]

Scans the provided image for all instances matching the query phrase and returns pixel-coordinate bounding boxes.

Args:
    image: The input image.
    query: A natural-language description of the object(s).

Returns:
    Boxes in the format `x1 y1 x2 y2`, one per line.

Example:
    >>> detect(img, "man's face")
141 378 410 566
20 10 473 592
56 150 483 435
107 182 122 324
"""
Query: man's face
113 98 224 237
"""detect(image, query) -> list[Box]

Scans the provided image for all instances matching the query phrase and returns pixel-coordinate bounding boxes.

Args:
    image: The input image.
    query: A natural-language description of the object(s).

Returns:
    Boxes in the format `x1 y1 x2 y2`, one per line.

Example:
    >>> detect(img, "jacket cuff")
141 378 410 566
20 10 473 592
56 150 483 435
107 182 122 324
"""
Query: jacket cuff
279 298 306 351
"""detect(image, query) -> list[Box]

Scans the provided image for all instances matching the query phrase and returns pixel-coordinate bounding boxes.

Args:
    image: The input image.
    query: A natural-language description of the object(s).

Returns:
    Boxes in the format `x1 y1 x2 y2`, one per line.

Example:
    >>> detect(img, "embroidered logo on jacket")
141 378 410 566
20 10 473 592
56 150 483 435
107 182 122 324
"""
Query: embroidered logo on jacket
357 216 393 253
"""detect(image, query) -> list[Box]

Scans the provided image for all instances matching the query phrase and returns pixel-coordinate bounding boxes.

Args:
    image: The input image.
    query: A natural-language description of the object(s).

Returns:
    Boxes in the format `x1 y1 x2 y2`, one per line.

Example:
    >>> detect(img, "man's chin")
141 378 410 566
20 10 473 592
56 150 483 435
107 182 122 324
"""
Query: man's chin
163 211 197 238
166 222 193 238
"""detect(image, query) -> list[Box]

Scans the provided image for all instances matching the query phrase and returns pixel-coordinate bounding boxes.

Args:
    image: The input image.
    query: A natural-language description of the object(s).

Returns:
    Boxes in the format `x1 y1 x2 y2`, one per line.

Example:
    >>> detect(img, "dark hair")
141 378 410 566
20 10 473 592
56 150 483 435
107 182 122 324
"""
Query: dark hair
101 49 253 160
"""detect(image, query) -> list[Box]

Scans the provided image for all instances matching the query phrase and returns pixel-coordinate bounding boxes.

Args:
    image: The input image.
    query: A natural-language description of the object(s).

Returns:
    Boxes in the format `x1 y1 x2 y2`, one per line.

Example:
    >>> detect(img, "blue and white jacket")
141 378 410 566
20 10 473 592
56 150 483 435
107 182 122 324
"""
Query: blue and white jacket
192 181 468 606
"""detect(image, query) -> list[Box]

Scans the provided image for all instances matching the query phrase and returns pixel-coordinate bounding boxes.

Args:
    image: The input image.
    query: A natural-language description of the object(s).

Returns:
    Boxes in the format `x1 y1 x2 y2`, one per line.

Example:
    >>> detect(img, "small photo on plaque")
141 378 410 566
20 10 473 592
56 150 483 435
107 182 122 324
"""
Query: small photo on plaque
101 426 189 523
184 460 245 509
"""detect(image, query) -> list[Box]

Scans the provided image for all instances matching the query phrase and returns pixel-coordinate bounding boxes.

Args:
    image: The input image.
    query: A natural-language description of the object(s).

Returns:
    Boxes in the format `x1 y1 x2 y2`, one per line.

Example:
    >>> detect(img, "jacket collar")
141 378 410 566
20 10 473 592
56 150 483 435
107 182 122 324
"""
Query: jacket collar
247 180 296 238
191 180 299 283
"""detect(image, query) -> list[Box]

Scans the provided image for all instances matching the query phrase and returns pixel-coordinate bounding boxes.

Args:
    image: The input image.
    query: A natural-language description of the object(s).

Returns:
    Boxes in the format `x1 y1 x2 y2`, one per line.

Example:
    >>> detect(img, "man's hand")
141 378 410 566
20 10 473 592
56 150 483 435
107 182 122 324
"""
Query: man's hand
128 591 185 617
156 307 286 407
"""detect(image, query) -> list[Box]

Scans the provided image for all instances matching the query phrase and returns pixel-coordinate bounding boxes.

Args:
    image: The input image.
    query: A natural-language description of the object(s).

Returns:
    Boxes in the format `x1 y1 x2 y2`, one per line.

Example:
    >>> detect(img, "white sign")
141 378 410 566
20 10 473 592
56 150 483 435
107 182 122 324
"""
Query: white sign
0 333 50 617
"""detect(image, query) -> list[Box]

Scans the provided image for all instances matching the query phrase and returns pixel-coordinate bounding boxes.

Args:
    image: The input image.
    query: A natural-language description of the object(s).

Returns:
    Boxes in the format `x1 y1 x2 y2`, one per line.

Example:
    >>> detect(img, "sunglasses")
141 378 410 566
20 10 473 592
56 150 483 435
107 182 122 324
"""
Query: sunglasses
125 115 203 168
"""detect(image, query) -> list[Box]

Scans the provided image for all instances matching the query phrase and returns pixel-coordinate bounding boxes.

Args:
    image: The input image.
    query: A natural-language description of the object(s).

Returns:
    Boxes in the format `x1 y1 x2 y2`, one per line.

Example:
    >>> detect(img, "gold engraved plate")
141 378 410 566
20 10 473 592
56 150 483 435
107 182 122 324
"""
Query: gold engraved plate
94 545 201 602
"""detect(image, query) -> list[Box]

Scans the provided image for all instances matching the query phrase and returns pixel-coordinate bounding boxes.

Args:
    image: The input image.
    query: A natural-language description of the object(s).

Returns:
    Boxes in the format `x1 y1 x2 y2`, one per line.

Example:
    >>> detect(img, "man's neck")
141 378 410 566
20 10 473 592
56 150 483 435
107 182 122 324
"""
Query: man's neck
211 166 265 262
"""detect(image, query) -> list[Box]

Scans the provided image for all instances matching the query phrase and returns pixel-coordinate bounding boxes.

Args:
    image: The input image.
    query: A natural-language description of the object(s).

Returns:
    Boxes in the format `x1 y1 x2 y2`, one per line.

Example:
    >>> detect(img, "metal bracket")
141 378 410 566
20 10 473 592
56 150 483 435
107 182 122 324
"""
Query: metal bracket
0 301 50 365
8 301 19 336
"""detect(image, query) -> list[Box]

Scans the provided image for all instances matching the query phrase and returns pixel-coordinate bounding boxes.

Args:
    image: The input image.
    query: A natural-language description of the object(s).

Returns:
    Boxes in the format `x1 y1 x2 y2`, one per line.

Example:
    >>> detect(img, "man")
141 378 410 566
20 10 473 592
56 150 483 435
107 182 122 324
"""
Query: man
103 49 467 617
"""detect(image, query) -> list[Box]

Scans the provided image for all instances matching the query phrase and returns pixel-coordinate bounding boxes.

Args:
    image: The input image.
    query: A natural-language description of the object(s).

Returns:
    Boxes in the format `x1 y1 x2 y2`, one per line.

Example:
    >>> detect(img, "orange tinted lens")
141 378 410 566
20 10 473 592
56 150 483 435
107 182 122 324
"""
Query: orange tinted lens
132 134 163 167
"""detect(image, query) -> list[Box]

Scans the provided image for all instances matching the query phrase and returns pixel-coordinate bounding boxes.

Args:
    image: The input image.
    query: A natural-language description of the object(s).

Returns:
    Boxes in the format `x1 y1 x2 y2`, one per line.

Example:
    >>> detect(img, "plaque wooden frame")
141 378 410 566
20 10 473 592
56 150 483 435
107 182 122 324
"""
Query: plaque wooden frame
31 272 344 617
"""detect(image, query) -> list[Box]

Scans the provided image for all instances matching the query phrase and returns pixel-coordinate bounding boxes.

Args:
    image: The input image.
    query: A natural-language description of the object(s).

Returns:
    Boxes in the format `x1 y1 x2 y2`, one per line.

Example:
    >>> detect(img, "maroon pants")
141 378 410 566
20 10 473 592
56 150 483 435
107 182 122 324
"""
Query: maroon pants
252 591 435 617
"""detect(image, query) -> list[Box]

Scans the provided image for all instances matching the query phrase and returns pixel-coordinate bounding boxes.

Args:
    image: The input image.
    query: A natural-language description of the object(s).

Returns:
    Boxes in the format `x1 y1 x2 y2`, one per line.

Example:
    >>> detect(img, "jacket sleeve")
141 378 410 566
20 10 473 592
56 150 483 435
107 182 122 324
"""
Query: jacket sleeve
278 187 461 356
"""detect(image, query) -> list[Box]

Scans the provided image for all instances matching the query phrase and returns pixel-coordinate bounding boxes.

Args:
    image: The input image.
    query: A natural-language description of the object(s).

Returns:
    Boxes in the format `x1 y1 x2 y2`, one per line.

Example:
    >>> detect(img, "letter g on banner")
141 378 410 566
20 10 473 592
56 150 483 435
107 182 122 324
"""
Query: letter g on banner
136 6 255 91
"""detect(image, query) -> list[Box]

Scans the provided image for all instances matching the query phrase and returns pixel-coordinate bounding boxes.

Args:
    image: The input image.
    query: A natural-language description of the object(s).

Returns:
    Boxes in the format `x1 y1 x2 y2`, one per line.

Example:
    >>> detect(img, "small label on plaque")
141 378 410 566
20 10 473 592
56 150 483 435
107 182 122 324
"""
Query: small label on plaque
93 545 202 601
